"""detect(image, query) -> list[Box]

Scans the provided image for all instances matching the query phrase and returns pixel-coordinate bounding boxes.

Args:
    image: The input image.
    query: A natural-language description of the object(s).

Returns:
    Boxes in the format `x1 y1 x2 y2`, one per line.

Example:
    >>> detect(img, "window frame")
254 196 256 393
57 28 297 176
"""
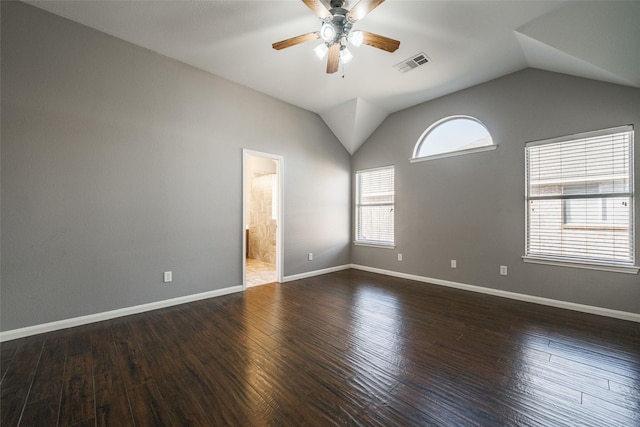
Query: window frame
411 115 497 163
354 165 396 249
523 125 638 274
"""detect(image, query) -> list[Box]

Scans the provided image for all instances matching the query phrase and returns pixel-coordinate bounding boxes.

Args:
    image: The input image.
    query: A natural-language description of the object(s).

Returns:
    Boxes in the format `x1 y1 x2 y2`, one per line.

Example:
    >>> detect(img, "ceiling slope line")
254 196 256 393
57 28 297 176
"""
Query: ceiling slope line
320 97 389 154
514 30 636 89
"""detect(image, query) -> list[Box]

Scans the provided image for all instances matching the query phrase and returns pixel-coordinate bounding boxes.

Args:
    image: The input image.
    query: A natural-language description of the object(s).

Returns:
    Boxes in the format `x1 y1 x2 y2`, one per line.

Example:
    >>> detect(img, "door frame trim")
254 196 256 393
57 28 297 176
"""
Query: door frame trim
242 149 284 289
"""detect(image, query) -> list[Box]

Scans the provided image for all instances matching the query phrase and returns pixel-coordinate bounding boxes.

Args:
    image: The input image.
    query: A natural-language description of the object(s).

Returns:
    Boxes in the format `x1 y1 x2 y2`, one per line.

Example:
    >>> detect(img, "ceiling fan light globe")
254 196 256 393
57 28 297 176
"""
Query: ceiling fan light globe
314 43 329 59
347 30 363 47
340 47 353 64
320 22 336 41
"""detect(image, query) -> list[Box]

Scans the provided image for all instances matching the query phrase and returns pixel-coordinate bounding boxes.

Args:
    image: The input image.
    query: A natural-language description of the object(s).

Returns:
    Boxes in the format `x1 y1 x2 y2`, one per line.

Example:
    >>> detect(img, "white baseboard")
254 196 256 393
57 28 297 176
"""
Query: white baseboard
282 264 352 282
4 264 637 342
2 262 351 342
351 264 640 323
0 285 243 342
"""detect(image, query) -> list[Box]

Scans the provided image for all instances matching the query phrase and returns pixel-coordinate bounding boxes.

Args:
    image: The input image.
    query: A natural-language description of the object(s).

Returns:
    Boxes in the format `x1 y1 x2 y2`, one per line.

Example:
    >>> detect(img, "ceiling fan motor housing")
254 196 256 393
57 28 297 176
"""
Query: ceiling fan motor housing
322 7 353 44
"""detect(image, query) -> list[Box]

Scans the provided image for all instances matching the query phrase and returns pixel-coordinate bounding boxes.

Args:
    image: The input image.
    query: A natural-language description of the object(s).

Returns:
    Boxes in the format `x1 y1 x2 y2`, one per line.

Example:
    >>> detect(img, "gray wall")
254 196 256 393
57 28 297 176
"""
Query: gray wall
1 2 351 331
2 3 638 333
352 68 640 315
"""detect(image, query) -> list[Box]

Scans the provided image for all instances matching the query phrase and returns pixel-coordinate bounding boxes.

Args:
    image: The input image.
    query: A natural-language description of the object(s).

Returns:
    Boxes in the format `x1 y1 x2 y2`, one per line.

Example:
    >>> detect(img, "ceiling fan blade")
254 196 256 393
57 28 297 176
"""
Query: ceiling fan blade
272 32 320 50
326 43 340 74
361 31 400 52
347 0 385 22
302 0 332 20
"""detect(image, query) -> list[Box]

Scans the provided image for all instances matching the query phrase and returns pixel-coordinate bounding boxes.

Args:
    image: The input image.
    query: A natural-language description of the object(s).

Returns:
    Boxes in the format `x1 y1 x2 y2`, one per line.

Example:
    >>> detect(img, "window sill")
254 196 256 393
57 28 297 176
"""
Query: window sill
354 241 396 250
522 256 639 275
410 144 497 163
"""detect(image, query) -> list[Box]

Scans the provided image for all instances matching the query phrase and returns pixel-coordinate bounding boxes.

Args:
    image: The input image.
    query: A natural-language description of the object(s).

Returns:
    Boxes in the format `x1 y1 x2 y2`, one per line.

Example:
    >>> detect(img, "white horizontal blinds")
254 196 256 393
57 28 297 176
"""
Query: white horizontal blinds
356 166 394 244
526 127 634 264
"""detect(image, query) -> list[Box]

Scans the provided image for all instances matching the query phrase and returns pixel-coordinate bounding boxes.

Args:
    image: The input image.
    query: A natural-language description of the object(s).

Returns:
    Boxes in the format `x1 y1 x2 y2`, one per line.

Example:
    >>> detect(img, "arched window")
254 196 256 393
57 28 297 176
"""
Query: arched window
411 115 496 162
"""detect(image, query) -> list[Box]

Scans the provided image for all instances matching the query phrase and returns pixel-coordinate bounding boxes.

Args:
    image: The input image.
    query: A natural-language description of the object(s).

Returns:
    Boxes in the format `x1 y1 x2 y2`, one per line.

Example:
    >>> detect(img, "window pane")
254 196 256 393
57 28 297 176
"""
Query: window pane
356 166 394 245
357 205 394 243
526 127 634 265
528 132 630 197
416 117 493 158
564 197 630 227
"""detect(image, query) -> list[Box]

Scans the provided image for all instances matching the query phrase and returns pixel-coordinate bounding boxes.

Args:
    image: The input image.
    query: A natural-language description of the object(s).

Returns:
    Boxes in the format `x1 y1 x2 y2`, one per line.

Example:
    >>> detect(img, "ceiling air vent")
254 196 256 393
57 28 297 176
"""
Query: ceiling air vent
394 52 430 73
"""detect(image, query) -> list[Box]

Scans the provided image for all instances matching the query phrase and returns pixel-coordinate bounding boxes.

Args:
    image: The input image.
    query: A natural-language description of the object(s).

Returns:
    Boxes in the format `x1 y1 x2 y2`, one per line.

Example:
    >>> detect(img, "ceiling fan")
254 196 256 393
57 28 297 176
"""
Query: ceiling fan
272 0 400 74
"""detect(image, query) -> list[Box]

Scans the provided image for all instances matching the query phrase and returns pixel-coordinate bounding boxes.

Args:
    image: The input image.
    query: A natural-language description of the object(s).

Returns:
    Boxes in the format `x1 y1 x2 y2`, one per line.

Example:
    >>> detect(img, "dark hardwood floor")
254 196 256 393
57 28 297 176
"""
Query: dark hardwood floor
2 269 640 426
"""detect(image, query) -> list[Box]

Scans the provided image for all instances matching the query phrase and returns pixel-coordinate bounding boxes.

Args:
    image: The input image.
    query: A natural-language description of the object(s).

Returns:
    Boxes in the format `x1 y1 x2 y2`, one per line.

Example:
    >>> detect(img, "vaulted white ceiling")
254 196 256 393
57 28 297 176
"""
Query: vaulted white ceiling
27 1 640 154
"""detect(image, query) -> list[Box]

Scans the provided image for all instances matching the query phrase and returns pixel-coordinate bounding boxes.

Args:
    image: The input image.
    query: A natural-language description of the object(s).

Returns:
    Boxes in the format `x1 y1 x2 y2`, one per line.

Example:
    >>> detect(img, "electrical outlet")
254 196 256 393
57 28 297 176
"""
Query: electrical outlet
451 259 457 269
500 265 508 276
397 253 403 261
308 253 313 261
163 271 172 283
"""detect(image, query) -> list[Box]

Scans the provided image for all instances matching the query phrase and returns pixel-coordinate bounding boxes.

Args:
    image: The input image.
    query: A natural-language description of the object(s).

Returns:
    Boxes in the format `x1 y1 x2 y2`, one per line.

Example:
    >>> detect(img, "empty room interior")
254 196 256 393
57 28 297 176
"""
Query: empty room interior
2 1 640 425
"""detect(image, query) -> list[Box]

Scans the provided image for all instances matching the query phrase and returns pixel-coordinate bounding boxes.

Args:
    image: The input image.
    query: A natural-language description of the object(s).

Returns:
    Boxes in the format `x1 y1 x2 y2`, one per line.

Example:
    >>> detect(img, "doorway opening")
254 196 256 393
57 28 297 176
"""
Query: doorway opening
243 150 283 288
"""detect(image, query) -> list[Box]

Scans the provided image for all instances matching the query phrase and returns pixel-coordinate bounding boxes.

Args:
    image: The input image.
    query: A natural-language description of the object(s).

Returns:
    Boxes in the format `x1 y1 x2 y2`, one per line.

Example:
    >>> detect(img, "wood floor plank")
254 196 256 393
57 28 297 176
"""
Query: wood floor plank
26 333 68 404
153 371 223 426
112 339 152 389
1 340 20 362
608 379 640 401
162 353 268 426
1 339 44 426
547 338 640 378
94 371 134 427
58 352 94 427
581 391 640 425
1 339 22 382
549 353 640 389
357 398 443 427
392 381 505 426
499 351 610 396
19 398 60 427
67 326 93 357
127 381 178 426
2 269 639 426
90 323 119 376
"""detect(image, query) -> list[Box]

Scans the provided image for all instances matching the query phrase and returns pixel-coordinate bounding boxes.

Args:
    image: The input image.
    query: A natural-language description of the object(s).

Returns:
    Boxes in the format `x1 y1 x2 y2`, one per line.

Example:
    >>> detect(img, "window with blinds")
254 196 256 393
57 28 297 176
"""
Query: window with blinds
525 126 634 266
355 166 395 246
